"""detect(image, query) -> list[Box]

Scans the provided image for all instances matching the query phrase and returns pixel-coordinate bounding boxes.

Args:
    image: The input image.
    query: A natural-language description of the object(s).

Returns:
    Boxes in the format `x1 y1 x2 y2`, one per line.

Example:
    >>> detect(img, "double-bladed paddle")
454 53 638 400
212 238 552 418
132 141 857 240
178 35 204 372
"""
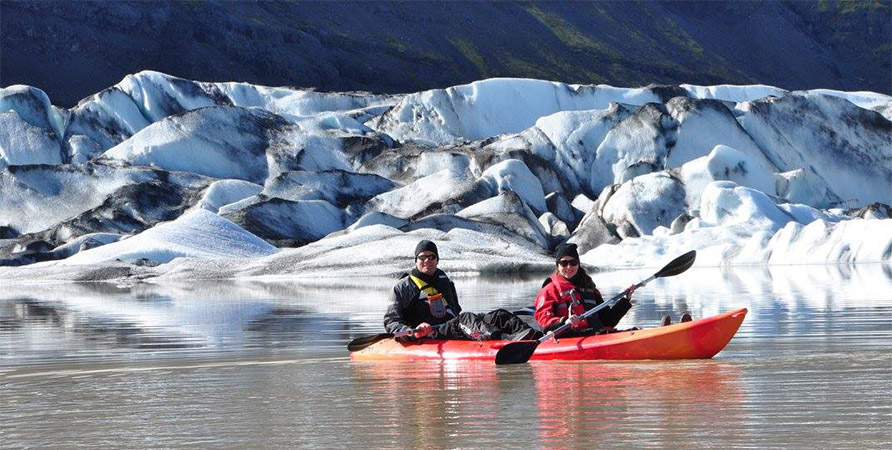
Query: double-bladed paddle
347 324 444 352
494 250 697 365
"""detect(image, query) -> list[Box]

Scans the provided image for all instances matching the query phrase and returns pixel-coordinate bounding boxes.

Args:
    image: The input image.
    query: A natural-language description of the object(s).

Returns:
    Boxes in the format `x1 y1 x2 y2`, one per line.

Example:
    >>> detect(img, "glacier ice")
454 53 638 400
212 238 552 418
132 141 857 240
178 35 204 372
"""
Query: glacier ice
0 72 889 281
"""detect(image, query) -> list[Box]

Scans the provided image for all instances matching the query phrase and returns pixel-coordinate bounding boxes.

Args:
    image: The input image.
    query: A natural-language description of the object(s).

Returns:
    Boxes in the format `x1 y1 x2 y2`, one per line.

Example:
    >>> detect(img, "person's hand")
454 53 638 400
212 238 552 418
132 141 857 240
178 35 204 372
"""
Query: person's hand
624 284 637 302
413 322 433 339
564 315 582 326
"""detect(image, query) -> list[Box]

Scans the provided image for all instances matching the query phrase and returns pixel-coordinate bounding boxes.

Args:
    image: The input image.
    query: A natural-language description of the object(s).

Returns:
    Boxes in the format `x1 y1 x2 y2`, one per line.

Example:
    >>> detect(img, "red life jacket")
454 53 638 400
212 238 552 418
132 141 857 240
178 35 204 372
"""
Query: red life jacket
534 273 589 331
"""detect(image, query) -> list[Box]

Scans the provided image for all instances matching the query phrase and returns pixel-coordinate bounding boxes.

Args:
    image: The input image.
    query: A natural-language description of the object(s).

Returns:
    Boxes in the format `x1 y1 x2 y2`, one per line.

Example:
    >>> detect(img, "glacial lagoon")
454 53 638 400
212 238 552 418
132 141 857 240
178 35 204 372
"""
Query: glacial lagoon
2 264 890 449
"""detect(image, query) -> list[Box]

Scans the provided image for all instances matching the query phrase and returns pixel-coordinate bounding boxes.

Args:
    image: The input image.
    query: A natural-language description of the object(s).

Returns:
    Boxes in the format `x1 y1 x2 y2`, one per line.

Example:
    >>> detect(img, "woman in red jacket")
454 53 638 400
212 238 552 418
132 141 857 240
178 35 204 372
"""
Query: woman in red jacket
534 243 635 336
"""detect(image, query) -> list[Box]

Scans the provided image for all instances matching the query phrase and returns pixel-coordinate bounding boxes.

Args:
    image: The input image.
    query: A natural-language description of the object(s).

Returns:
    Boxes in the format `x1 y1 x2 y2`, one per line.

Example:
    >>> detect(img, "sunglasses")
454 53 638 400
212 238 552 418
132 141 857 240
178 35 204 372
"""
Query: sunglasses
416 254 438 262
558 259 579 267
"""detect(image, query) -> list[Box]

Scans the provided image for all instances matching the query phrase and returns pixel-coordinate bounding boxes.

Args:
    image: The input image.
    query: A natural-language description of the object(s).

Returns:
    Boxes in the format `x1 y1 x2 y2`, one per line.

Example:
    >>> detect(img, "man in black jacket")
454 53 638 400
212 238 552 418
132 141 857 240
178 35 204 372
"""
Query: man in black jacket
384 240 541 342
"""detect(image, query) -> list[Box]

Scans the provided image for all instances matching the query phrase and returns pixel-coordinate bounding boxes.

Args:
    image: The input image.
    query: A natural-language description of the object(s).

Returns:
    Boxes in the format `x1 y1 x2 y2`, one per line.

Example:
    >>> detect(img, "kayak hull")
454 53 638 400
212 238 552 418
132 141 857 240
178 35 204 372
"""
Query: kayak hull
350 308 747 361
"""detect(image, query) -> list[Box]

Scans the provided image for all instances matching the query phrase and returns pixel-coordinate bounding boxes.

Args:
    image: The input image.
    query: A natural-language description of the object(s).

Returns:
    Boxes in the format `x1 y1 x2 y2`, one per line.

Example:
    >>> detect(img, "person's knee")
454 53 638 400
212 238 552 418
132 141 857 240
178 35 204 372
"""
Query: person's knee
487 308 512 320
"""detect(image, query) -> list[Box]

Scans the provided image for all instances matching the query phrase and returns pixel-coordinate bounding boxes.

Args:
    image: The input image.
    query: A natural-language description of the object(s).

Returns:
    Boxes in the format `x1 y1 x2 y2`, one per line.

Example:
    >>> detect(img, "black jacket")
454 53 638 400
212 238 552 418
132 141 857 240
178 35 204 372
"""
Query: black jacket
383 269 462 334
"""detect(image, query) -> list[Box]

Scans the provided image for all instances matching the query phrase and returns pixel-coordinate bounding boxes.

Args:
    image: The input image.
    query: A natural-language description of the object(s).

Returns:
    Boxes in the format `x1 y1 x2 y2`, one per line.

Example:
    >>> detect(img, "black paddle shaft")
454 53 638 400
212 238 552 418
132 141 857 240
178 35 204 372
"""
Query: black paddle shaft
494 250 697 365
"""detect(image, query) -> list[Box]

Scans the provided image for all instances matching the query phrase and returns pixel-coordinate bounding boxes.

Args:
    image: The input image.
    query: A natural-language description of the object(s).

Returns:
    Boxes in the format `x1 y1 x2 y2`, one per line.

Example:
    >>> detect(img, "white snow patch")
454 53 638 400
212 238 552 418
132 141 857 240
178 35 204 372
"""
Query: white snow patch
50 232 124 258
571 194 596 215
680 84 786 103
0 111 64 168
699 181 793 231
59 209 277 265
479 159 547 214
366 164 475 219
195 180 264 213
104 106 273 183
602 172 687 235
808 89 892 119
0 166 154 234
347 212 409 231
679 145 776 213
376 78 661 145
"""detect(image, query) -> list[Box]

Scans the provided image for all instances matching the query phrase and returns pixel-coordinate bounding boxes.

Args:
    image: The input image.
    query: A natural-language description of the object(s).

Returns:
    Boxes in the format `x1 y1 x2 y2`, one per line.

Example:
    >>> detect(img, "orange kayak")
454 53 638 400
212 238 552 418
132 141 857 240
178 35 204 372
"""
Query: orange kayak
351 308 747 361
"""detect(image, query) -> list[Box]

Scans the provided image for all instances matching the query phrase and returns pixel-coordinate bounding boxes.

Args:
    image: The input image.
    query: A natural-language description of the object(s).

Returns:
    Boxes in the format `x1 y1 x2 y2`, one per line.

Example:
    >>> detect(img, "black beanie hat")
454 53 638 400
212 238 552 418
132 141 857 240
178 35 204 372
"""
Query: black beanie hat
554 243 579 265
414 240 438 258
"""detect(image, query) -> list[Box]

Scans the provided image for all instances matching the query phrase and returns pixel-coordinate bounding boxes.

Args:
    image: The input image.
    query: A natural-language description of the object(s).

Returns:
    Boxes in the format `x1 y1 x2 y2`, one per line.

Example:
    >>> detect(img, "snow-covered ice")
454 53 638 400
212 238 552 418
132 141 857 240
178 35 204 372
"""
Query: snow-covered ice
59 209 278 265
0 73 889 282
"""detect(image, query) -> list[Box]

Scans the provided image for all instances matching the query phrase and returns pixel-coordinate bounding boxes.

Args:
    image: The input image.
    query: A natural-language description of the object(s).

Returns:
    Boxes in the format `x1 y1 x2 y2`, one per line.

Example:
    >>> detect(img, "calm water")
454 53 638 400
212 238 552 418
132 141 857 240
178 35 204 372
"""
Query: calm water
2 265 891 449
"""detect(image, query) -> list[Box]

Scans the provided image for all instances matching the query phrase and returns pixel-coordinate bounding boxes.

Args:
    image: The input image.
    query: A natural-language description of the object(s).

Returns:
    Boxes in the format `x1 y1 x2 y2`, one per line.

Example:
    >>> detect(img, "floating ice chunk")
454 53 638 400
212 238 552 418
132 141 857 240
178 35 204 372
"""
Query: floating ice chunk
227 224 552 280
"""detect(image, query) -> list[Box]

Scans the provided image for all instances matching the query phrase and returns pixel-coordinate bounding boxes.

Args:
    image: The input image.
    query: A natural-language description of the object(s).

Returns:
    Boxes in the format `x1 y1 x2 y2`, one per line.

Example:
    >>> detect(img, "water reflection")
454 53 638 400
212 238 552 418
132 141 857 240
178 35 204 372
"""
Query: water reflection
347 358 749 449
531 361 745 449
3 264 892 371
2 264 891 449
0 283 347 368
350 360 507 448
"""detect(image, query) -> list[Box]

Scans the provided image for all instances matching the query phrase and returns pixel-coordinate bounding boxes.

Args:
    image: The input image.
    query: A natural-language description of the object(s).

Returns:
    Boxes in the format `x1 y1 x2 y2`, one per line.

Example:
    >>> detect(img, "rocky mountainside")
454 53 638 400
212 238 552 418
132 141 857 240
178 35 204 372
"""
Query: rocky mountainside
2 0 890 107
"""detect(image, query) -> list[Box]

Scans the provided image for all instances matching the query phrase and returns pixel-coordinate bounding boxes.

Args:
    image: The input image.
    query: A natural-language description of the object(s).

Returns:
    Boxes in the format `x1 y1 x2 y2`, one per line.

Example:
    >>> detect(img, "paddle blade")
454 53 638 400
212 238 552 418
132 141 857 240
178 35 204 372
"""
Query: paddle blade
654 250 696 279
495 341 540 365
347 333 393 352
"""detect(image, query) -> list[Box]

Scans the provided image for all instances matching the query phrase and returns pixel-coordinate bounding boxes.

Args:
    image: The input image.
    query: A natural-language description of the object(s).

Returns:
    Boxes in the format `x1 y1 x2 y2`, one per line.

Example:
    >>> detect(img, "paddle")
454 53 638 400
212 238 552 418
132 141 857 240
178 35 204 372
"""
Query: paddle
347 324 444 352
347 333 395 352
494 250 697 365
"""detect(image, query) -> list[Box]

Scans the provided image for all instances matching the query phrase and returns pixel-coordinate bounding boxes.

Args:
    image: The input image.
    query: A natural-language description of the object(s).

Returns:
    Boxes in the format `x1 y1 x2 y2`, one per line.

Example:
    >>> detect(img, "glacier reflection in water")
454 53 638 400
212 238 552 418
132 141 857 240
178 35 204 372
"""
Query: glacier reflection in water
1 264 890 449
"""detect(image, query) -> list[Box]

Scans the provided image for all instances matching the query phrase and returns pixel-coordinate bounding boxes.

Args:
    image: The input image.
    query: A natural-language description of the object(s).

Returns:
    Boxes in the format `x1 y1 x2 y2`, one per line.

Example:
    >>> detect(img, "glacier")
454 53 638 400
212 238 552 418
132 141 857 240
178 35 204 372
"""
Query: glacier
0 71 890 281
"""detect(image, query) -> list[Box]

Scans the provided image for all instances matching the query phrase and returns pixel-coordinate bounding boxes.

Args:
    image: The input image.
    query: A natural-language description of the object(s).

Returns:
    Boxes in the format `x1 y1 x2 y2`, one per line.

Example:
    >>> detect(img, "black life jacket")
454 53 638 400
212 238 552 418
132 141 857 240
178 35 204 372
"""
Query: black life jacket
401 270 459 325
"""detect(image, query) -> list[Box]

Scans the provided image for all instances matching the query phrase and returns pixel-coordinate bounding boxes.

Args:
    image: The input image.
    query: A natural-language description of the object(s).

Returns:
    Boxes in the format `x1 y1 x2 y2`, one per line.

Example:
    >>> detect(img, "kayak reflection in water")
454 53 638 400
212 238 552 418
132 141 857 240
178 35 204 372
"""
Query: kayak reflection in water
534 243 637 337
383 240 542 342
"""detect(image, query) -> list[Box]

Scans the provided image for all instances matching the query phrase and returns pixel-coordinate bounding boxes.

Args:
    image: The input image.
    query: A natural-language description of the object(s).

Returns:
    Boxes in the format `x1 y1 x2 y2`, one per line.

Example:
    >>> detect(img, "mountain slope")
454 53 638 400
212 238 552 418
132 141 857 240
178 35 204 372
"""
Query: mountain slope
2 0 889 107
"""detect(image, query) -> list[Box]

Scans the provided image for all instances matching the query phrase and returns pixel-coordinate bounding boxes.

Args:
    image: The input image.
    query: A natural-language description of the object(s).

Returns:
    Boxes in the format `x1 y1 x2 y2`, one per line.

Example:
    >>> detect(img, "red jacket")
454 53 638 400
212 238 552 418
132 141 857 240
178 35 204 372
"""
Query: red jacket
534 273 592 332
535 272 631 334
